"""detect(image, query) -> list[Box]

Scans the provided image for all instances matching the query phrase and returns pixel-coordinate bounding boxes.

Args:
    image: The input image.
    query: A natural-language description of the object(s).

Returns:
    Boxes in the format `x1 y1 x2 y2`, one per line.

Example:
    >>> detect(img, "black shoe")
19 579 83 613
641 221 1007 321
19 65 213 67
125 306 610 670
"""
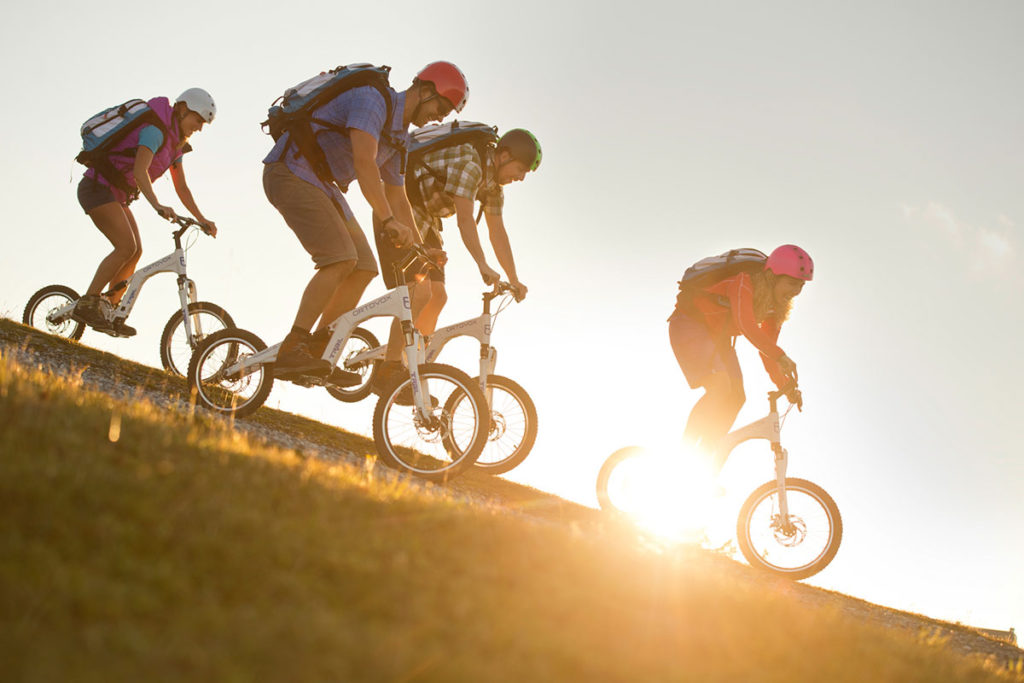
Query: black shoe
325 366 362 388
71 295 112 330
274 338 331 379
111 319 137 337
369 360 404 395
309 327 332 358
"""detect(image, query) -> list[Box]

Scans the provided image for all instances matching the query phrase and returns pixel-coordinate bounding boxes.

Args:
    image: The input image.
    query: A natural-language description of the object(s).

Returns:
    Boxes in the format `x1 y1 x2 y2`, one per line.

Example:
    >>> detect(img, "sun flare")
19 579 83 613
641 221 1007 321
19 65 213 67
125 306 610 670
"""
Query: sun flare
603 444 735 542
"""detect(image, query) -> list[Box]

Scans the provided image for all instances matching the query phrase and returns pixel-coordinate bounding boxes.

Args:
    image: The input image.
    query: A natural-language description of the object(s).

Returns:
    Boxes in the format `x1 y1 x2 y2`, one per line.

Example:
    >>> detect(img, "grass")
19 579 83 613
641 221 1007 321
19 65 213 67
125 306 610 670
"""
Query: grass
1 323 1022 681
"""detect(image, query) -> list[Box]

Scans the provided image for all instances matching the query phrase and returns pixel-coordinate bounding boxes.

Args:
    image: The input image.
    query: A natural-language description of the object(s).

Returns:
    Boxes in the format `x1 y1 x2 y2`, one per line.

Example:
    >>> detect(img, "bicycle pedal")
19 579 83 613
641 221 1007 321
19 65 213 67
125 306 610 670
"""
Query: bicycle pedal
278 373 324 388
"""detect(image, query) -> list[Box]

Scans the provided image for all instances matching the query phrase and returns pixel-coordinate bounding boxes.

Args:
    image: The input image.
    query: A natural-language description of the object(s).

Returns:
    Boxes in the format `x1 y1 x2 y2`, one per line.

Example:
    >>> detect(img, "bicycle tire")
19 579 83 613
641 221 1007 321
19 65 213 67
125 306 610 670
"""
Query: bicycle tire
372 363 489 483
324 326 381 403
595 446 647 516
159 301 235 377
187 327 272 418
23 284 85 341
737 477 842 580
441 375 538 475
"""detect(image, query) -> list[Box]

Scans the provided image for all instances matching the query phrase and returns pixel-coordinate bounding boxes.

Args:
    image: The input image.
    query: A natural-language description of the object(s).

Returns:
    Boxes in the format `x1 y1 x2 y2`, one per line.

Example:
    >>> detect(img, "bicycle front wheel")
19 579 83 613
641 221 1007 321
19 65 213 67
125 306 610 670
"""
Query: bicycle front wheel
441 375 538 475
372 363 489 482
324 326 380 403
187 328 272 418
160 301 235 377
737 477 842 580
23 284 84 341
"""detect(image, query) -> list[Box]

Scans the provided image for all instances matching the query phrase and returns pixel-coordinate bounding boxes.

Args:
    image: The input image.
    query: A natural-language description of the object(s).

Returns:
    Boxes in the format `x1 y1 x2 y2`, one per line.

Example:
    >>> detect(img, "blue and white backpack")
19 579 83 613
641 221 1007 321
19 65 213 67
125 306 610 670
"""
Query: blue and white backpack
407 121 499 218
408 120 499 162
75 99 167 193
262 63 395 186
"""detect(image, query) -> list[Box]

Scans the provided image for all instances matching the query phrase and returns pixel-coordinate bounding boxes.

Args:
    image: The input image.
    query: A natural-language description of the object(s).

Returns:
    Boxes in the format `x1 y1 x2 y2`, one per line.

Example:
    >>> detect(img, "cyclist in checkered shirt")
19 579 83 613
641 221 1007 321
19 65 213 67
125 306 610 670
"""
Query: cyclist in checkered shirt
372 128 541 396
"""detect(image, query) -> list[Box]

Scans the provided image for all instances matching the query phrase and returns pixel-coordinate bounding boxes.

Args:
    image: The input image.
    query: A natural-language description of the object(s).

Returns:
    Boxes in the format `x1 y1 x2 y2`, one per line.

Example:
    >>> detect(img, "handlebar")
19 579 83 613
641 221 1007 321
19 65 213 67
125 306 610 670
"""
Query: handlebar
768 380 802 411
171 216 214 238
483 281 525 304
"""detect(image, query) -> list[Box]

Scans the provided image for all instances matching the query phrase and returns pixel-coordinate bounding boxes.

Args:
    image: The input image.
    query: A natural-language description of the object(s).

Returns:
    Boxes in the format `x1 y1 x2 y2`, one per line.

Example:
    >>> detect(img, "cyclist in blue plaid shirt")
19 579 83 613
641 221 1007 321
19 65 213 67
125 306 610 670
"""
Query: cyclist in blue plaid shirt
263 61 468 384
372 128 542 395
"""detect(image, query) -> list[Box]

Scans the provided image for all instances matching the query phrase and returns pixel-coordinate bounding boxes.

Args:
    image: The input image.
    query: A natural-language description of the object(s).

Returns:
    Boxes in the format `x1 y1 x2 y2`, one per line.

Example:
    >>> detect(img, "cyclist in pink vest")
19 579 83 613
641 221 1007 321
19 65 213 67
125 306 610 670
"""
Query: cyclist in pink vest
73 89 218 335
668 245 812 461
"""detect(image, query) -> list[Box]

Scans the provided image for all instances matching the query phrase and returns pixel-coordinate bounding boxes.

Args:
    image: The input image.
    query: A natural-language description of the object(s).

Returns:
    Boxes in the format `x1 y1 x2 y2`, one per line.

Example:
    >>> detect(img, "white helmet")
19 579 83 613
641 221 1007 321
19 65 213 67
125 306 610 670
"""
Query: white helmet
175 88 216 123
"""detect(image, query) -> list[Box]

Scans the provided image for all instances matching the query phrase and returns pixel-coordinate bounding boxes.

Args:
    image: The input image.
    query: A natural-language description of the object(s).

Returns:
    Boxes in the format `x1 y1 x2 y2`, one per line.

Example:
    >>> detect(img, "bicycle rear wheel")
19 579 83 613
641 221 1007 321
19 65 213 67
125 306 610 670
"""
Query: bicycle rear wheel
23 284 84 341
324 326 380 403
187 328 272 418
595 446 648 516
737 477 842 580
372 363 488 482
441 375 538 475
160 301 235 377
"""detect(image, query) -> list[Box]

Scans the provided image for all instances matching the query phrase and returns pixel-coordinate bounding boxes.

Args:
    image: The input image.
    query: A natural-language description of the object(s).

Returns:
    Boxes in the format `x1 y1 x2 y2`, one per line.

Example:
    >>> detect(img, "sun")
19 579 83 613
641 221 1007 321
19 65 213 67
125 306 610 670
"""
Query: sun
601 442 737 543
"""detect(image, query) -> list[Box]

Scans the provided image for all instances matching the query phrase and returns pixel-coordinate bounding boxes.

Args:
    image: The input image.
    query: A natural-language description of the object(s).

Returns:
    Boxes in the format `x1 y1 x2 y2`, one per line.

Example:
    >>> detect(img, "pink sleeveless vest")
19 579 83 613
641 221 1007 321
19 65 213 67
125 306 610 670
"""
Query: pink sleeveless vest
86 97 183 204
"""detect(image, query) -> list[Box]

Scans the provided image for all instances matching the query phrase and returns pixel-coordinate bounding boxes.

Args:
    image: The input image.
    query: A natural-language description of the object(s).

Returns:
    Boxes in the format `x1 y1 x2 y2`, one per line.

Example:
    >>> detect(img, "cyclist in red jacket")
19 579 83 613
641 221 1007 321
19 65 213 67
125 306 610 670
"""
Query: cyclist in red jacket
668 245 813 465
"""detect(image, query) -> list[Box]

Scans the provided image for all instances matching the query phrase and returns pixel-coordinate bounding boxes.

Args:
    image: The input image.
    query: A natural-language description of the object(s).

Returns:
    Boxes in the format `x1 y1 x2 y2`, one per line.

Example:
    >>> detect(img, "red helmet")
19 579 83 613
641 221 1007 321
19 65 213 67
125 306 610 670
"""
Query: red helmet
416 61 469 113
765 245 814 281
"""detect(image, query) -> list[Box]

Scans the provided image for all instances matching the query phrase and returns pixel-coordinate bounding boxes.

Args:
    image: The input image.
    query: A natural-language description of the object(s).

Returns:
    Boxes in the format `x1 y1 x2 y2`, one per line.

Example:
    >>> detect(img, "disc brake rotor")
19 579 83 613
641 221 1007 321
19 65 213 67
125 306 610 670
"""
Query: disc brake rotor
413 409 450 442
488 411 507 440
771 515 808 547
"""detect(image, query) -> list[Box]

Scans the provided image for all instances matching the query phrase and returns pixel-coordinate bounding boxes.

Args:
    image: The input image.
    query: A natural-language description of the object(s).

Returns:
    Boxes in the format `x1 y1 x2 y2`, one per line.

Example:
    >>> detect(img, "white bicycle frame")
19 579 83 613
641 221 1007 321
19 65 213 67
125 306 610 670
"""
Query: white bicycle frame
713 392 793 520
48 223 206 340
344 284 514 399
221 284 435 418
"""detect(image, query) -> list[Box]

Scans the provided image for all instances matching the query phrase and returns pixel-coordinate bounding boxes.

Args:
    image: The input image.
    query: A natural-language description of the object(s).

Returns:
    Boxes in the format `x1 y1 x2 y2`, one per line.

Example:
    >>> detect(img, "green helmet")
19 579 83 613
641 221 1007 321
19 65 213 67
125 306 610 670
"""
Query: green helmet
497 128 542 171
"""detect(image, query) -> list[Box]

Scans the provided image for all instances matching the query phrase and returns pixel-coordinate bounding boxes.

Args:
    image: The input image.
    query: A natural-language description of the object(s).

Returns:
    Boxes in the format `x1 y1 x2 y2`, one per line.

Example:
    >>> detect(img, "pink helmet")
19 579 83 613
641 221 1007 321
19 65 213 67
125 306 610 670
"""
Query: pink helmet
765 245 814 281
416 61 469 113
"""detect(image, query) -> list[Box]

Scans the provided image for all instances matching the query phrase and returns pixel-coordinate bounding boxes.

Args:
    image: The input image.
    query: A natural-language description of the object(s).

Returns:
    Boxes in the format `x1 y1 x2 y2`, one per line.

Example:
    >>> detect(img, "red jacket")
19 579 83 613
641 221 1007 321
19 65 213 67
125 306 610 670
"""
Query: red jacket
692 272 788 388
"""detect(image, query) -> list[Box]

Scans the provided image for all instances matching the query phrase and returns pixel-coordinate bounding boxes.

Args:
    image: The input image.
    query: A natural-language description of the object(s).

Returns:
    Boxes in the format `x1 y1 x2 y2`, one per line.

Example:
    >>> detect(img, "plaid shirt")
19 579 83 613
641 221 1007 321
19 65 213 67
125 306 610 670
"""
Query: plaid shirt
410 143 503 241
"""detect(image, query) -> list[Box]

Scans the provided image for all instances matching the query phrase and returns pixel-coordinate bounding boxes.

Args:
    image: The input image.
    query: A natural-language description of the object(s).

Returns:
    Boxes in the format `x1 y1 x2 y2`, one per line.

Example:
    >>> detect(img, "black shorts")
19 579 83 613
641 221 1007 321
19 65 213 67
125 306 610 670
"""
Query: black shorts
77 176 119 213
372 216 445 289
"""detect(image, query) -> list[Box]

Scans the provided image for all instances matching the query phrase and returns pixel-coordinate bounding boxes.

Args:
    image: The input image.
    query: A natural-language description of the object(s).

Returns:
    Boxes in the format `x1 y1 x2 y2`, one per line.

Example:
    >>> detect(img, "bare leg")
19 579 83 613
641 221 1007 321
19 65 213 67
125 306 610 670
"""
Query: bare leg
413 280 447 336
105 206 143 305
683 371 745 449
292 260 356 332
316 268 377 332
84 202 140 297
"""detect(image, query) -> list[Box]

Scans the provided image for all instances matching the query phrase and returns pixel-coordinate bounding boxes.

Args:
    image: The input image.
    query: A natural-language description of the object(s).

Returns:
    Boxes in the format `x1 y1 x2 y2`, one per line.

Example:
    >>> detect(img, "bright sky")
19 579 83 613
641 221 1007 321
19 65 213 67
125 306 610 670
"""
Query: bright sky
2 1 1021 636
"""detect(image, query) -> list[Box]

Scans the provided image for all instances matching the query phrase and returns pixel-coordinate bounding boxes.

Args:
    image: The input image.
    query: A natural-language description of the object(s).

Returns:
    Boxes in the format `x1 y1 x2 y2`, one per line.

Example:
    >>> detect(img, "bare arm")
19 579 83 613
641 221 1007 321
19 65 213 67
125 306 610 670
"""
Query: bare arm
169 161 216 236
133 147 176 221
383 182 422 243
350 129 414 246
483 210 526 297
453 196 499 285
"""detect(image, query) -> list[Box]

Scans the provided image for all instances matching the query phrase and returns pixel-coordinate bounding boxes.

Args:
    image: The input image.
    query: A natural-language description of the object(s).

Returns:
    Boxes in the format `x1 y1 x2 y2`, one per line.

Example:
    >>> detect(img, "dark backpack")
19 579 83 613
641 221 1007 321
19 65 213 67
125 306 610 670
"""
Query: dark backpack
405 121 499 220
675 248 767 313
75 99 168 196
262 63 397 188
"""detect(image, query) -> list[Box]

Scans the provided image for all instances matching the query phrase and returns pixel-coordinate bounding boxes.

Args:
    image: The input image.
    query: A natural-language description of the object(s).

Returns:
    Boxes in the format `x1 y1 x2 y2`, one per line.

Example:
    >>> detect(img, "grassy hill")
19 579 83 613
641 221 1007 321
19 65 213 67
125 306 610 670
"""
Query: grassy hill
1 319 1021 682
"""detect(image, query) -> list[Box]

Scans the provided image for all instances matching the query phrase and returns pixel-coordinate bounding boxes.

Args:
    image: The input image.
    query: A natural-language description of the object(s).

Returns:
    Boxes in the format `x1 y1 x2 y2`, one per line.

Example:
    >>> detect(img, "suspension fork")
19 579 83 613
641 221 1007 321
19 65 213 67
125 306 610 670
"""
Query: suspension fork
478 344 497 405
177 275 202 344
772 442 792 525
401 320 432 420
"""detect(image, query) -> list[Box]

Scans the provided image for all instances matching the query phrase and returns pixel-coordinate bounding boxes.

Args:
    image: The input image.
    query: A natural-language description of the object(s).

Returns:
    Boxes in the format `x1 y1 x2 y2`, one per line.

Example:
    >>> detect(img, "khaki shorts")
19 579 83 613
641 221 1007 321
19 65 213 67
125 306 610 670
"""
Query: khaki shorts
263 162 378 273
